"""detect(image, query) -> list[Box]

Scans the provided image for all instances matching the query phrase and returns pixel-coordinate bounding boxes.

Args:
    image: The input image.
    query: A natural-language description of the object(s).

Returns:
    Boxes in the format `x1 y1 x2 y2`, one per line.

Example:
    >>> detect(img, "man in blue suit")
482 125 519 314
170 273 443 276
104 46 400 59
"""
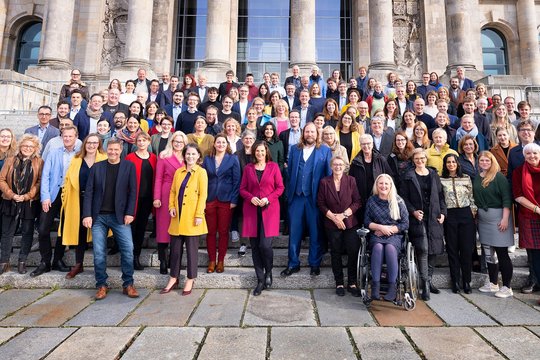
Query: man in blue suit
282 122 332 277
164 89 187 128
82 138 138 300
456 66 475 91
293 89 317 128
24 105 60 153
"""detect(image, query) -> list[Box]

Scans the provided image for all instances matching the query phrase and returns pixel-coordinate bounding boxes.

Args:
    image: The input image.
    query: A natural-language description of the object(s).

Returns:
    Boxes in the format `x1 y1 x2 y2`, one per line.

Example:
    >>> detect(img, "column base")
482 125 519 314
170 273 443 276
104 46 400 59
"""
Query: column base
25 67 72 82
367 62 396 83
198 61 233 86
289 62 317 76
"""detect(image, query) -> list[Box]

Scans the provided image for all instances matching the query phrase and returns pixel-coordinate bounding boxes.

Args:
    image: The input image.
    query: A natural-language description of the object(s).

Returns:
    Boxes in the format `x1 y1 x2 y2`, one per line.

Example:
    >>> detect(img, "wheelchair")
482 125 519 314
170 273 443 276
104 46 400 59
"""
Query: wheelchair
356 227 419 311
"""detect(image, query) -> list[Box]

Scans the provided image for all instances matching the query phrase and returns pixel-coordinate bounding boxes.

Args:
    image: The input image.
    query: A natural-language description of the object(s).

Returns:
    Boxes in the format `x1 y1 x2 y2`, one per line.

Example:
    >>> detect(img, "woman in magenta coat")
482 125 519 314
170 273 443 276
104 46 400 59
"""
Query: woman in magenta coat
153 131 187 274
240 141 284 296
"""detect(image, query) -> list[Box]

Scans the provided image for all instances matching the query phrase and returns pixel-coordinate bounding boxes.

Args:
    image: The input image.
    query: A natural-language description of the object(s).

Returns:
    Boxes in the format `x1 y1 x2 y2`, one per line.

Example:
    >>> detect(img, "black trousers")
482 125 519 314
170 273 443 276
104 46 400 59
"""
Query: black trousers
37 194 65 266
444 207 475 284
169 235 199 279
250 217 273 282
1 215 34 263
325 227 360 286
131 197 153 257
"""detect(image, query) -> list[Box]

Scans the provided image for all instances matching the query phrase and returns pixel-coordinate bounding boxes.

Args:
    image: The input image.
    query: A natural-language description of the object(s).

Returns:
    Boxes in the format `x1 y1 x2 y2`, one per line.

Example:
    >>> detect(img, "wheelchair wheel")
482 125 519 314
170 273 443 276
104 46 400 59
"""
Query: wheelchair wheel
406 242 419 301
404 293 416 311
356 232 368 290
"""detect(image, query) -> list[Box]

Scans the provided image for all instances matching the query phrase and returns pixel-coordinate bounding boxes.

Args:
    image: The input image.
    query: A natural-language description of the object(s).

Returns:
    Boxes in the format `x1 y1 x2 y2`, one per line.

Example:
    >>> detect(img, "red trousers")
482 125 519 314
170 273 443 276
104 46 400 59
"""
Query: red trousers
205 200 232 262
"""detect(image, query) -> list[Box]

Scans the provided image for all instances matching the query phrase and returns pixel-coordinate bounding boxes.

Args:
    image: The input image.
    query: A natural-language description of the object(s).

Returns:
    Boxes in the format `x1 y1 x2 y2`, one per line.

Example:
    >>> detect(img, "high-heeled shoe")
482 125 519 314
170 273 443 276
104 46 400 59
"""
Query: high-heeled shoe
160 279 179 294
182 280 194 296
216 261 224 273
207 261 216 273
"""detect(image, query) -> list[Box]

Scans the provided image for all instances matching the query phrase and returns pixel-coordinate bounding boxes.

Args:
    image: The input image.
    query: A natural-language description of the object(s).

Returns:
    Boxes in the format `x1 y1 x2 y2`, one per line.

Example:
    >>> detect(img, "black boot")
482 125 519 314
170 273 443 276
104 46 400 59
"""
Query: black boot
371 281 381 300
160 260 168 274
384 282 397 302
422 280 430 301
430 282 440 294
452 282 461 294
265 271 273 289
253 281 265 296
134 256 145 271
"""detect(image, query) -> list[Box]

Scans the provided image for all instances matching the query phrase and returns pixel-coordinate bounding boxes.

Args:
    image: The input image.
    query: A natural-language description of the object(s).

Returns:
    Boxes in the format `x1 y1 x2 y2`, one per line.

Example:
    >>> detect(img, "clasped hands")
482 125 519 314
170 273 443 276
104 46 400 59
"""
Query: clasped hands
251 197 269 207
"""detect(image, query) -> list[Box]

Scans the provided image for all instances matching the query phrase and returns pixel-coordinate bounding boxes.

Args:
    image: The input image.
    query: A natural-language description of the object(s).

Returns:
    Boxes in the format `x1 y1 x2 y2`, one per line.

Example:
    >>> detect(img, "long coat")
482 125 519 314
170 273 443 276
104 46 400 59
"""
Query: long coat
154 155 183 243
168 164 208 236
239 162 284 237
59 153 108 245
400 167 447 255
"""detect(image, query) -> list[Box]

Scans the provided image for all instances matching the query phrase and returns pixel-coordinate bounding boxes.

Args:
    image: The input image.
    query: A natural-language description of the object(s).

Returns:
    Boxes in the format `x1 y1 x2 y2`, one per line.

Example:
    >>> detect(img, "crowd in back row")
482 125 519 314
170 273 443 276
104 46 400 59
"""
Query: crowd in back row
0 65 539 302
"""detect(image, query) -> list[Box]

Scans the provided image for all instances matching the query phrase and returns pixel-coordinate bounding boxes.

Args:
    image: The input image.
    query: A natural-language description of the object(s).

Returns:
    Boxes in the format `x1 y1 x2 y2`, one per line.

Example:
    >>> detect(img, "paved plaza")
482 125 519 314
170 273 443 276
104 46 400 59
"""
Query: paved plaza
0 287 539 359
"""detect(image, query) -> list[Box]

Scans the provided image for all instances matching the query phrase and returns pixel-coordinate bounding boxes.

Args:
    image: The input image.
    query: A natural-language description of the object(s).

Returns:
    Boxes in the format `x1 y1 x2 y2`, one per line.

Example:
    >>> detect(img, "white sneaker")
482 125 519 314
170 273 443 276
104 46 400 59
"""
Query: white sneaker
508 245 516 253
479 282 499 293
231 231 240 243
238 244 247 257
494 286 513 298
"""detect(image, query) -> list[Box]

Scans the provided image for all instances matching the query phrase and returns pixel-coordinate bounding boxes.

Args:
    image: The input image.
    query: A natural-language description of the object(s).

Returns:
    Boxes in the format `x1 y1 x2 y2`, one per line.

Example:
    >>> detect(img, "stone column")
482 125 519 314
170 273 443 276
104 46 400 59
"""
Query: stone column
122 0 154 68
517 0 540 84
368 0 395 81
199 0 233 84
0 0 7 67
444 0 476 72
353 0 370 72
290 0 316 72
37 0 75 68
150 0 175 75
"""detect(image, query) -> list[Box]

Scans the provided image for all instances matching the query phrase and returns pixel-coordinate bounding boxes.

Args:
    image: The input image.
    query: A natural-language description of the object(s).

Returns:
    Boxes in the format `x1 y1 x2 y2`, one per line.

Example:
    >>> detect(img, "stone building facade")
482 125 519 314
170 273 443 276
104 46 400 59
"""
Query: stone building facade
0 0 539 85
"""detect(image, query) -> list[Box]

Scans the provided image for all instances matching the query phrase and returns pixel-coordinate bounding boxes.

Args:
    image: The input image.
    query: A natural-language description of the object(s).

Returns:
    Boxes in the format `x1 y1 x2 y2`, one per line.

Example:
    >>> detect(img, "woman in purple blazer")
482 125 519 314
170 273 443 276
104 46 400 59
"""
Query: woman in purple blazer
240 141 284 296
317 155 362 297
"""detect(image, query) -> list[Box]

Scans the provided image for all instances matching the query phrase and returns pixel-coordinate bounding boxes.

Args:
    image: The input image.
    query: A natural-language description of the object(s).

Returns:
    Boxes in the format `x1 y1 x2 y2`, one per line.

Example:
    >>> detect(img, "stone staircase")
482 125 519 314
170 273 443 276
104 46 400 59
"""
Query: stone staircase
0 230 531 290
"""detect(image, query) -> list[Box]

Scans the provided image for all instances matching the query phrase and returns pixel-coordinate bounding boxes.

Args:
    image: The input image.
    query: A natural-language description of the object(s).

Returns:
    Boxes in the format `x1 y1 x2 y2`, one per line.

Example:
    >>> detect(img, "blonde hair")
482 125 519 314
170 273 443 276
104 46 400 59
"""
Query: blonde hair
478 151 500 188
17 134 41 158
372 174 401 220
160 131 188 159
0 128 17 160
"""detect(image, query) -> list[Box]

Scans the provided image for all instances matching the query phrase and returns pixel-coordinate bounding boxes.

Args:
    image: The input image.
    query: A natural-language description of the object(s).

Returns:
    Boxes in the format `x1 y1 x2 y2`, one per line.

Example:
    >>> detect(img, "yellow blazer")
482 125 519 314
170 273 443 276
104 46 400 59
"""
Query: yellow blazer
426 144 458 175
187 133 215 159
168 164 208 236
59 152 108 245
336 130 361 164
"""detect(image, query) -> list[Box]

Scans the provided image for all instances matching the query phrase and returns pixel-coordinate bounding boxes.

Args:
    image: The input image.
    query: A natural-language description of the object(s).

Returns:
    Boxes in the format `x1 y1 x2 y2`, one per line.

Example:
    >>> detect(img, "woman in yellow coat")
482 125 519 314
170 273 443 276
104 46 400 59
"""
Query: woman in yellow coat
59 134 107 279
162 143 208 295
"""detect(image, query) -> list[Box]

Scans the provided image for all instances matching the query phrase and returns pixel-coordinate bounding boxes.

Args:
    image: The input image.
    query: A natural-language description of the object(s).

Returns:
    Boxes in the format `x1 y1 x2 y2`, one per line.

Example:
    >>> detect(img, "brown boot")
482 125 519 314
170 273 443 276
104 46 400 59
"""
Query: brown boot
207 261 216 273
66 263 84 279
123 285 139 298
0 263 10 275
216 261 224 273
95 286 108 300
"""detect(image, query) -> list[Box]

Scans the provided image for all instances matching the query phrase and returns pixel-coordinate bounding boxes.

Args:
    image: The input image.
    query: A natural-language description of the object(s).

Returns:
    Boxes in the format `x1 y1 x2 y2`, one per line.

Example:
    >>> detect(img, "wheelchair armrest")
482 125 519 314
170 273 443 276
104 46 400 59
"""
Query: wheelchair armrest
356 227 370 238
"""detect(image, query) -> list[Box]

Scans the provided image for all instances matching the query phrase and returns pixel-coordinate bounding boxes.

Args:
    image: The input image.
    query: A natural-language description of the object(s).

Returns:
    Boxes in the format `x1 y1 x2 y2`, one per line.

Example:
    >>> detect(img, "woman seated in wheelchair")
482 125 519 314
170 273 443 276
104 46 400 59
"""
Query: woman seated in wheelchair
364 174 409 301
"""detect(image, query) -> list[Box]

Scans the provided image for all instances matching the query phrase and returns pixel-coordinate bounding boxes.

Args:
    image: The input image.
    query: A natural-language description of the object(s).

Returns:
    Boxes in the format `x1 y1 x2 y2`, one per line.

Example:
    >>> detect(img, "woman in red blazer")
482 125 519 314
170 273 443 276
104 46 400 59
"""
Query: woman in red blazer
317 155 362 297
239 141 284 296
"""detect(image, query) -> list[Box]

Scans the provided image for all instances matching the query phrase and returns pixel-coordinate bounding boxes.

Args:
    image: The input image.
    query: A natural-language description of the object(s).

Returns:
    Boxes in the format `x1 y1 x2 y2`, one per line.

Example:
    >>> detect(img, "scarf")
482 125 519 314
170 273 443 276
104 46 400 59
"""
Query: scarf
455 126 478 142
310 75 321 83
521 161 540 208
116 127 141 144
373 91 385 100
13 155 33 196
86 106 103 120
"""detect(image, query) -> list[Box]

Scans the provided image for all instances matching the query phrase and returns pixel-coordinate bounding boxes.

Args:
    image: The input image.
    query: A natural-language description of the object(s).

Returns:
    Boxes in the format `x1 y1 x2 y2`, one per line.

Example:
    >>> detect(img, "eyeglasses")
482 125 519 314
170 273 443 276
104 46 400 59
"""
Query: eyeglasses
413 157 427 161
519 129 534 133
333 164 345 168
360 142 372 146
395 139 407 142
38 113 52 117
0 135 12 139
71 73 81 76
20 144 35 149
173 141 184 145
86 142 99 145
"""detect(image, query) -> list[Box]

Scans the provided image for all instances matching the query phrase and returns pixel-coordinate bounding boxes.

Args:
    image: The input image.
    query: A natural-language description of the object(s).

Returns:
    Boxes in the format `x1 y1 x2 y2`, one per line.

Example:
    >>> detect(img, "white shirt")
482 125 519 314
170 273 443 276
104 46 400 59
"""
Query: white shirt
303 144 315 162
89 117 98 134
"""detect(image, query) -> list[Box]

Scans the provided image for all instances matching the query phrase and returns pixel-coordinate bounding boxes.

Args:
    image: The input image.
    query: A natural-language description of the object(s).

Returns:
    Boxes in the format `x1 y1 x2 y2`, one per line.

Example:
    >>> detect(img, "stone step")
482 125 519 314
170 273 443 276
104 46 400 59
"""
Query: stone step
0 266 530 290
5 247 530 269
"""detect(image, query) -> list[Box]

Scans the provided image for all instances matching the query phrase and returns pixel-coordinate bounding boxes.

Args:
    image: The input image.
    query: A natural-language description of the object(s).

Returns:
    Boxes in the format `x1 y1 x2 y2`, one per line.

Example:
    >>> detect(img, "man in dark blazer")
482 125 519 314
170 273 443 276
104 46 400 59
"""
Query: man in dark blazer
284 65 301 89
293 89 317 128
160 75 179 107
163 90 187 128
74 93 114 140
456 66 475 91
369 116 394 158
283 83 300 111
82 138 139 300
282 123 332 277
218 70 240 101
279 110 302 164
133 68 151 94
24 105 60 153
147 79 164 106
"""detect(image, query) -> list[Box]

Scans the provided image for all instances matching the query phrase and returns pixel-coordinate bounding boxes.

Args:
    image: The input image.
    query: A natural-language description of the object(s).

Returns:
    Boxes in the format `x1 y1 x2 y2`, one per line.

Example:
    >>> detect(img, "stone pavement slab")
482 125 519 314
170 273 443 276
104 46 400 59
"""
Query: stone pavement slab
406 327 503 359
122 289 203 326
198 328 267 360
46 327 139 360
270 327 356 359
0 327 23 345
528 326 540 337
0 289 94 327
65 289 149 326
464 291 540 325
243 289 316 326
475 326 540 360
189 289 246 326
514 292 540 311
369 299 444 326
0 289 45 320
313 289 375 326
424 289 497 326
122 327 206 360
0 328 76 360
349 327 420 360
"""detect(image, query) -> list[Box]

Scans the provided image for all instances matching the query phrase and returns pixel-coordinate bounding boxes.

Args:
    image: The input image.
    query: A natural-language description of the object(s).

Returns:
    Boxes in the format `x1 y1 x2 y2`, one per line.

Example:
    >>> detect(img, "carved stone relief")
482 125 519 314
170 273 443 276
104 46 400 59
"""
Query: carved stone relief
101 0 129 73
393 0 423 81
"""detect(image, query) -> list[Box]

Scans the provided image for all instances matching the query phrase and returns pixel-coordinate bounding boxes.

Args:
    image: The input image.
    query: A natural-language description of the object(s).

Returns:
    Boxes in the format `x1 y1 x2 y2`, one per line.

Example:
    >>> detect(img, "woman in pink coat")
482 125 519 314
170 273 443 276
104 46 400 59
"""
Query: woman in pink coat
153 131 187 274
240 141 284 296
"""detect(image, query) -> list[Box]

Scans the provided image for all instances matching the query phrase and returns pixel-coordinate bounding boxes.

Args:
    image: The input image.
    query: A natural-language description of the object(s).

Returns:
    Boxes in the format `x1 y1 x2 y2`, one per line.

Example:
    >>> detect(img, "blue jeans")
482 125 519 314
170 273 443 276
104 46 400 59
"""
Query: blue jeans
92 214 134 288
